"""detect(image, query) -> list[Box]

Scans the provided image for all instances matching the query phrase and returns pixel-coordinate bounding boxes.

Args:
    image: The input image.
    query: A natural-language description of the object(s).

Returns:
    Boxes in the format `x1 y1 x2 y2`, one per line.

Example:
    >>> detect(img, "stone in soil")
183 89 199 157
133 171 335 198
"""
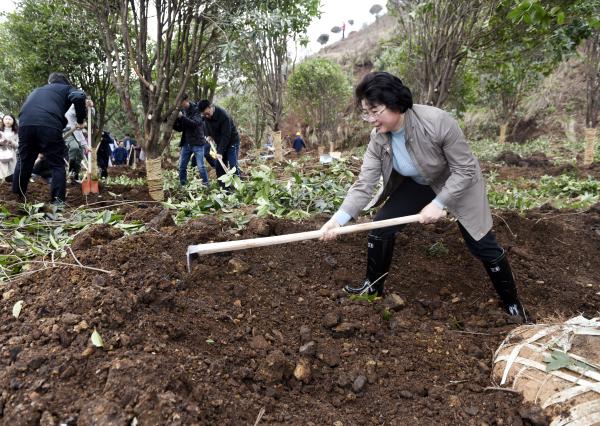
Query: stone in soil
299 325 312 343
322 311 341 328
256 350 292 384
383 293 406 311
293 358 312 383
299 341 317 356
352 375 367 393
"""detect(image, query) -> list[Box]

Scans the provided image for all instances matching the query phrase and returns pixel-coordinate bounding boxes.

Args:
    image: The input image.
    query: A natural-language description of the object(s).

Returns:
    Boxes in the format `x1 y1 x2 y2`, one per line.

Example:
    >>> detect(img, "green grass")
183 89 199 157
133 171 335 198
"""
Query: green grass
486 173 600 211
470 136 598 164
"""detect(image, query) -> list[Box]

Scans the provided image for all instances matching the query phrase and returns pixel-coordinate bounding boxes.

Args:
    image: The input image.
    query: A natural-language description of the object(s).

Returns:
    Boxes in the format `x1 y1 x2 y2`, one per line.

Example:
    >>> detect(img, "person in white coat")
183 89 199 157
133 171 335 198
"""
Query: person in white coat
0 114 19 181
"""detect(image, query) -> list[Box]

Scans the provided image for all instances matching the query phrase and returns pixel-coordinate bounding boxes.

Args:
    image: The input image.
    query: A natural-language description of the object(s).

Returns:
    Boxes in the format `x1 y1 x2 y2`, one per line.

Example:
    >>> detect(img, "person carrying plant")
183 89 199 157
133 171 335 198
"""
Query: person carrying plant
12 72 86 205
198 99 242 181
320 72 529 323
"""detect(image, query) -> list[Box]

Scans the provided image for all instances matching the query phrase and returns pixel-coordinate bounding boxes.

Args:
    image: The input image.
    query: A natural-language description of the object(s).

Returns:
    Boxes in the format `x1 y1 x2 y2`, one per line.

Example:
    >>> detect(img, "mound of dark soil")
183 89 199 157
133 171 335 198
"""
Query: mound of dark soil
1 208 599 424
495 151 553 167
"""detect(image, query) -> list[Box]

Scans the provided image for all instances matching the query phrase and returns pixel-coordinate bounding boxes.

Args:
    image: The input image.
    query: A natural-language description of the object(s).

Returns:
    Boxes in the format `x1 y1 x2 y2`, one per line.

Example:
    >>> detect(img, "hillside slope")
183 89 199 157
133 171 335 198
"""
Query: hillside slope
314 14 396 72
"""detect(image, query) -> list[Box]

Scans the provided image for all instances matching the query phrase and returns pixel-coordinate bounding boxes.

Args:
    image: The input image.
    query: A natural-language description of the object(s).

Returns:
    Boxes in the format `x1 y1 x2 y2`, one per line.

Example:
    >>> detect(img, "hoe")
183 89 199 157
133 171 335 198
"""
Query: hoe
187 213 429 272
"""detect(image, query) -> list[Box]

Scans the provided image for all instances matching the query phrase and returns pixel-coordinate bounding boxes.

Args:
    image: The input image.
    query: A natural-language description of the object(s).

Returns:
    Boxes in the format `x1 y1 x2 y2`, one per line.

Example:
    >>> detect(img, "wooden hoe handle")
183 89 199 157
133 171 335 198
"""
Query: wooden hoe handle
186 214 423 271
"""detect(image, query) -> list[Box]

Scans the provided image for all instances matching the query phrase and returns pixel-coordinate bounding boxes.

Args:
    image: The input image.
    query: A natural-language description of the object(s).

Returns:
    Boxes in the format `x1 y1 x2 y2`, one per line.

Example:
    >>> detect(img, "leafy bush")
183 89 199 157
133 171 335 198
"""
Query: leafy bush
287 58 351 143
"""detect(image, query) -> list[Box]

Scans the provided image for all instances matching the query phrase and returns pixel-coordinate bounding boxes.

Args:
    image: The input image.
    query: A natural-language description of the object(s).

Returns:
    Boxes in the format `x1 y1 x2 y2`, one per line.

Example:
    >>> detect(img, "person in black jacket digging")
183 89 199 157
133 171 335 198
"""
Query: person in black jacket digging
198 100 242 182
175 94 209 186
12 72 86 205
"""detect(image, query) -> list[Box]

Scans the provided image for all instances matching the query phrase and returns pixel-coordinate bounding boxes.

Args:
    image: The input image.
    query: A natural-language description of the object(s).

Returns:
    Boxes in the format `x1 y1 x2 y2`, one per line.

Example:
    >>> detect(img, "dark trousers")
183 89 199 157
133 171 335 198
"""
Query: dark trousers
216 143 241 179
68 159 81 181
97 157 109 179
12 126 67 203
371 176 503 263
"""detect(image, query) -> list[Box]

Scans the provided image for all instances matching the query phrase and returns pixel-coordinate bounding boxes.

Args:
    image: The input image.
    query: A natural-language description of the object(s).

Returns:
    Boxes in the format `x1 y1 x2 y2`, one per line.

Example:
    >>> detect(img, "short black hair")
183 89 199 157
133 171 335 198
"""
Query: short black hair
198 99 211 112
48 72 71 86
355 72 413 113
181 93 189 101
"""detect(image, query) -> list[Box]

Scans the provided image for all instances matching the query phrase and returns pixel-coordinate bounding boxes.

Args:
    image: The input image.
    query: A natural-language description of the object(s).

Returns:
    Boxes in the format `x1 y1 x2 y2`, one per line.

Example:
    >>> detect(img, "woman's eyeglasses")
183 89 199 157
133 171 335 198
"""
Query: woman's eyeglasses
360 106 386 121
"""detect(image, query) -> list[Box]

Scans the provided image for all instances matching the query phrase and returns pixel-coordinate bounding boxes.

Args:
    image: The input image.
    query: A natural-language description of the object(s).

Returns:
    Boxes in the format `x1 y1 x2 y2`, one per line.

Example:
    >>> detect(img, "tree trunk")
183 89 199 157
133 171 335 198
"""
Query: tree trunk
498 123 508 145
564 116 577 143
273 131 283 162
584 127 597 166
584 32 599 128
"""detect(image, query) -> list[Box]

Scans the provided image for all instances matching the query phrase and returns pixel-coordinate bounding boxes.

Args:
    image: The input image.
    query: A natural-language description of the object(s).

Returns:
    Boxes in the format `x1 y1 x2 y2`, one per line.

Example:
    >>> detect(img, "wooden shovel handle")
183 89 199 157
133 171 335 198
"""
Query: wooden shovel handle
208 139 229 172
187 214 423 258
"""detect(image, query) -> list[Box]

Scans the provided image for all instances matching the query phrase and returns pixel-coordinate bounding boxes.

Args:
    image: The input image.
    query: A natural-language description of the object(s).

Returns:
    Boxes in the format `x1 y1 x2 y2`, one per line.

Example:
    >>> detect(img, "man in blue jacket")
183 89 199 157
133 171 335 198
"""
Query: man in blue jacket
112 141 128 165
292 132 306 153
198 100 242 181
174 94 209 185
12 72 86 205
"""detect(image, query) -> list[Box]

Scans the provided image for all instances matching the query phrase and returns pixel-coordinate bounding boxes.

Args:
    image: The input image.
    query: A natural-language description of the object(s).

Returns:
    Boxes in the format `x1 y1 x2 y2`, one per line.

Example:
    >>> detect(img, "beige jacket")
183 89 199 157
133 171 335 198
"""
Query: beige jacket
339 104 492 240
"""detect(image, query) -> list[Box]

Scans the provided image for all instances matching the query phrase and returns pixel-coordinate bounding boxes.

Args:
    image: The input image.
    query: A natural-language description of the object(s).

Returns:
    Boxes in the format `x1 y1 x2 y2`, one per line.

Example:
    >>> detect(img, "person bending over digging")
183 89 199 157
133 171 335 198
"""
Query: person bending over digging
320 72 529 323
12 72 86 206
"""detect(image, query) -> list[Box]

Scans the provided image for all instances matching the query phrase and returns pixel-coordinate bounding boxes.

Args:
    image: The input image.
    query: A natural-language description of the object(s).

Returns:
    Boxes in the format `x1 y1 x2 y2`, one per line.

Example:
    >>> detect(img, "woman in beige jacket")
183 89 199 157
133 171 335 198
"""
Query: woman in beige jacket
321 72 528 322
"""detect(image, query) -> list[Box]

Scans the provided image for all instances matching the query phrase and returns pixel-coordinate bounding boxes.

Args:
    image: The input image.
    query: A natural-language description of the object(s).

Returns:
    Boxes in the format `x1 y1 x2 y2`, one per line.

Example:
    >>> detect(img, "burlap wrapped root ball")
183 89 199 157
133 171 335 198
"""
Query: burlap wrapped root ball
145 157 164 201
492 316 600 426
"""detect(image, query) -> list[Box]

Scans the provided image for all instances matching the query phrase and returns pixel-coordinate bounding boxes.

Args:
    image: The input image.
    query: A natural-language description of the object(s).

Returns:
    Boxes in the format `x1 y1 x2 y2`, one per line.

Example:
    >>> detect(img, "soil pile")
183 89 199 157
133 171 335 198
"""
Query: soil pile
494 151 553 168
1 205 599 424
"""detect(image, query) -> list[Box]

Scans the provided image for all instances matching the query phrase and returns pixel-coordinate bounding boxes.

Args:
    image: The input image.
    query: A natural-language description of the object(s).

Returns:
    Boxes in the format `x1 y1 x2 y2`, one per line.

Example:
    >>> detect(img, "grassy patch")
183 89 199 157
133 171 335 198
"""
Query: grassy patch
486 173 600 211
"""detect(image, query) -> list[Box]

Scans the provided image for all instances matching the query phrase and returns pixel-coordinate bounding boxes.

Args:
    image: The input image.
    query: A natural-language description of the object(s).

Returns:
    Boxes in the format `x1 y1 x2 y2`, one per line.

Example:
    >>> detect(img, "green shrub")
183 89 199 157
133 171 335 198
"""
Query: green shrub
287 58 351 142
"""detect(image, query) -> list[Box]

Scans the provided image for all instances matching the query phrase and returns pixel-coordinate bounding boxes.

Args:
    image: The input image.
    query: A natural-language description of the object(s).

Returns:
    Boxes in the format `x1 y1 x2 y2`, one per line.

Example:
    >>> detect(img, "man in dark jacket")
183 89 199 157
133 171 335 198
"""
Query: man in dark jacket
97 131 113 179
198 100 241 180
174 94 209 185
12 72 86 205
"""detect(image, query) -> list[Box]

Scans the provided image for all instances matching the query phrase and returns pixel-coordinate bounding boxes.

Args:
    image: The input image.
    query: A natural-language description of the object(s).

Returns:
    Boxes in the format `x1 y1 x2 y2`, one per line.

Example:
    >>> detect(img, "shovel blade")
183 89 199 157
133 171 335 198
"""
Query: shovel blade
82 177 99 195
90 180 100 194
81 178 92 195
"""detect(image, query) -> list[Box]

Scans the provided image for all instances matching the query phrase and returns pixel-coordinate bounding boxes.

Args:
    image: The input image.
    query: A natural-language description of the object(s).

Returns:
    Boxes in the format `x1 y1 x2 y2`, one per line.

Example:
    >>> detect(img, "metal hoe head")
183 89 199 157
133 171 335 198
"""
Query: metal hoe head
186 247 197 273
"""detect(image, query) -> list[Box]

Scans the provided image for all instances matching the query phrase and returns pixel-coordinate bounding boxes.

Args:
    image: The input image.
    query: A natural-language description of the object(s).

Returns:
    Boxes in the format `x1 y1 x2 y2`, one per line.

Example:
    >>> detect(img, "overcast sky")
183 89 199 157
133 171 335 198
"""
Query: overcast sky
0 0 15 15
0 0 386 55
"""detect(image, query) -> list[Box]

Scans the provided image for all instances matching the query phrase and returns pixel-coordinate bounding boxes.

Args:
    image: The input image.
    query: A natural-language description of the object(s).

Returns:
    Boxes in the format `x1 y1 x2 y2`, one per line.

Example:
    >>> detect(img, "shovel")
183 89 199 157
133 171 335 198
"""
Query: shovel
187 213 425 272
82 106 99 195
208 138 229 173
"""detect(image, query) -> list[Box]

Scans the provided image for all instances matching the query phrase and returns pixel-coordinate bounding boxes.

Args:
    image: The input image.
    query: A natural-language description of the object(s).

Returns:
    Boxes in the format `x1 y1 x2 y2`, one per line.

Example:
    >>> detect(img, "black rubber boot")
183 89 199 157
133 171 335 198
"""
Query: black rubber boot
344 234 395 297
483 250 529 323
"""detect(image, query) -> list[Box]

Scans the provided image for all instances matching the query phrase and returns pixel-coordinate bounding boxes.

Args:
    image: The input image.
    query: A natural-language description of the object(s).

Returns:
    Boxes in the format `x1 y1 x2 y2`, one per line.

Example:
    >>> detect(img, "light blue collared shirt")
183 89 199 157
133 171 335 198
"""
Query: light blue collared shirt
333 129 444 226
